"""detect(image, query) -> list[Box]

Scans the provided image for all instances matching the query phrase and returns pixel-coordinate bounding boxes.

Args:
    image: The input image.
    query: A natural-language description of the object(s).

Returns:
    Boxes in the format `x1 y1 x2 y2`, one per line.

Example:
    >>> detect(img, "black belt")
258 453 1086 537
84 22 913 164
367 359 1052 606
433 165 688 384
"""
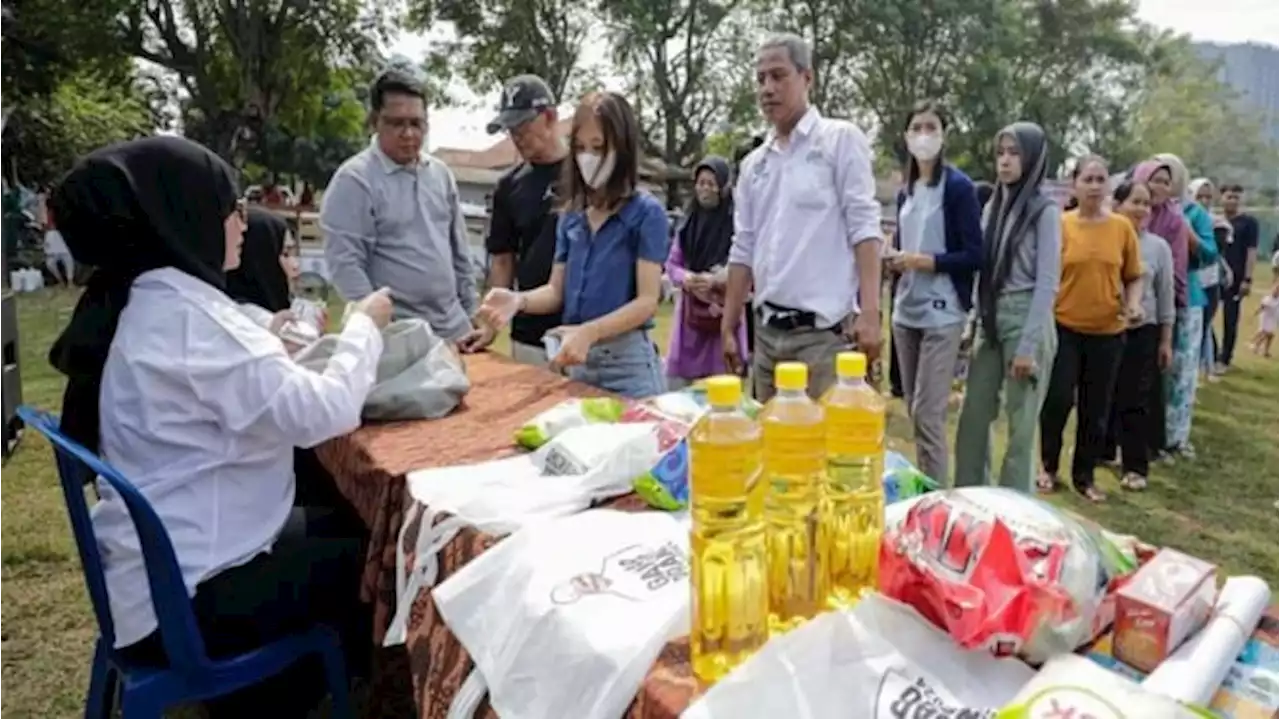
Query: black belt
757 302 842 334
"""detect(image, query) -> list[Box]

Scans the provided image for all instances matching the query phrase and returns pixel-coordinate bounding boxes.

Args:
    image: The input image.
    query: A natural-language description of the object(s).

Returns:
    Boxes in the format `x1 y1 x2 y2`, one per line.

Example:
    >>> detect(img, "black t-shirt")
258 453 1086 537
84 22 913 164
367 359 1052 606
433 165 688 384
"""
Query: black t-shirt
485 159 564 346
1226 212 1260 284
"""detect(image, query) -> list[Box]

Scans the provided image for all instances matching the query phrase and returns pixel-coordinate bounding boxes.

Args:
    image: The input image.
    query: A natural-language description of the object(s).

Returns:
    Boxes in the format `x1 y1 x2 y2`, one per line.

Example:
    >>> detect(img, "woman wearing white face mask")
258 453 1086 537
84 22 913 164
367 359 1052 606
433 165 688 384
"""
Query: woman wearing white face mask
476 92 668 397
885 100 983 485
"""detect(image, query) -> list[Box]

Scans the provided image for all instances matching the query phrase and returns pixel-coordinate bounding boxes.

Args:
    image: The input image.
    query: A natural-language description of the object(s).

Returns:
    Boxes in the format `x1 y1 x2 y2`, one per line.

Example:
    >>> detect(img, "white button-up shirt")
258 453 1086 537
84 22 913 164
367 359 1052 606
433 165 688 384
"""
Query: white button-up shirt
93 268 383 648
729 107 882 328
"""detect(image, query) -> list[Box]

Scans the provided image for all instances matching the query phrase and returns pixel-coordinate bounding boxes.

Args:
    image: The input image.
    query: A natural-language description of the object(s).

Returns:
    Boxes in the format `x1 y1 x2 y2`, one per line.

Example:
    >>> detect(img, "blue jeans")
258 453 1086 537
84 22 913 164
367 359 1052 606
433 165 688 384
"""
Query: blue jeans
568 330 665 399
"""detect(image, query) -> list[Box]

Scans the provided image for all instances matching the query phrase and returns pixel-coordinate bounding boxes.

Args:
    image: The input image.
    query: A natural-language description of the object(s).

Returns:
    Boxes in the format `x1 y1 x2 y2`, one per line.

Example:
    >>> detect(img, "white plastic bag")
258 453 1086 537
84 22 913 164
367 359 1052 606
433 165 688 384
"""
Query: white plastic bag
681 594 1034 719
435 510 691 719
384 423 664 646
295 318 469 420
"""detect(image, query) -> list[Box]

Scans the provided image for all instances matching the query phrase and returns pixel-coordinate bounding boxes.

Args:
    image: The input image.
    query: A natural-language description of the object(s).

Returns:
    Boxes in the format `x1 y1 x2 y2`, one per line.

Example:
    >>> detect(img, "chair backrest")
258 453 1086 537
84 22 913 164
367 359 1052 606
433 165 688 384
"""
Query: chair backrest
17 406 213 673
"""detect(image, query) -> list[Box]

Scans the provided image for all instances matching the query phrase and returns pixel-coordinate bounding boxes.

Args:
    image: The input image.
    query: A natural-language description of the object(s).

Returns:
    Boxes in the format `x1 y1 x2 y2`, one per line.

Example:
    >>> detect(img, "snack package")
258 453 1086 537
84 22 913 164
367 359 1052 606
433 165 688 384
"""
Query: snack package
881 487 1135 664
629 388 762 511
882 450 939 504
514 398 626 449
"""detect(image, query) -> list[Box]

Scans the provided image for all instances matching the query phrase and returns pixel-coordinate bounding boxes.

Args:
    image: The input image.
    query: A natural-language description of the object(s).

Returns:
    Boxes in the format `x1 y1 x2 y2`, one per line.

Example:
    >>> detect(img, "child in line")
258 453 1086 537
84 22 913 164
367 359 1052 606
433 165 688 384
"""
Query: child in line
1252 283 1277 357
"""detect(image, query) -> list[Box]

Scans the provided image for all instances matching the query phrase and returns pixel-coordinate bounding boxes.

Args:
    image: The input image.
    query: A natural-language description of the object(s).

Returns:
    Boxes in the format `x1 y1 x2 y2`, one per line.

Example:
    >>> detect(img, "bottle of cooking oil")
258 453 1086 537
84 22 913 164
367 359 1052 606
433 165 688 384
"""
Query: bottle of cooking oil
759 362 826 634
819 351 886 608
688 375 768 686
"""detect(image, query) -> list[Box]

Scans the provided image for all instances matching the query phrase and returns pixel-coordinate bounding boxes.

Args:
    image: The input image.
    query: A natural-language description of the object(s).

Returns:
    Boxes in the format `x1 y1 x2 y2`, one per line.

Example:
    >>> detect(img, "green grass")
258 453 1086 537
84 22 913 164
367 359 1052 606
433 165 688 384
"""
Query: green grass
2 284 1276 717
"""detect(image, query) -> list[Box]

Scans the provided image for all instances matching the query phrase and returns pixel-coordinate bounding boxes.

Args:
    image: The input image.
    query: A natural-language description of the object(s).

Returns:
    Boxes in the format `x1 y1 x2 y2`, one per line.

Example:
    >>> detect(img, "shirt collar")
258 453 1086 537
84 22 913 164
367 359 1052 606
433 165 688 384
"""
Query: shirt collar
135 267 229 303
369 136 428 175
765 106 821 150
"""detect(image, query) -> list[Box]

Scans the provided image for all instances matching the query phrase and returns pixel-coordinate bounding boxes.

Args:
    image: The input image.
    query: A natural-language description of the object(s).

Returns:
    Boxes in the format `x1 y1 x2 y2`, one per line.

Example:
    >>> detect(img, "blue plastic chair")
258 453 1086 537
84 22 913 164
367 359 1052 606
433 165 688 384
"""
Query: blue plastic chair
17 406 354 719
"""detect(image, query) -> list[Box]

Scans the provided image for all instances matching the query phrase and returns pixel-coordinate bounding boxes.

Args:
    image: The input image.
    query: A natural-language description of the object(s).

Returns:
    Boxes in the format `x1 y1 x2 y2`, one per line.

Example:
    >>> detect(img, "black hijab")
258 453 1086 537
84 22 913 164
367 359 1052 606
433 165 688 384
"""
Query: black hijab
226 207 291 312
678 156 735 273
977 122 1052 342
48 136 238 452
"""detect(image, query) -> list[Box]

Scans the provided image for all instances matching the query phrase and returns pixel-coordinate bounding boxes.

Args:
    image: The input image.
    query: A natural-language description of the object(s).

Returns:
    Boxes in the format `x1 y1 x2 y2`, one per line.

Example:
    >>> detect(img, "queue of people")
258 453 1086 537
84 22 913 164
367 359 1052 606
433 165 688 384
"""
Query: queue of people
36 28 1272 718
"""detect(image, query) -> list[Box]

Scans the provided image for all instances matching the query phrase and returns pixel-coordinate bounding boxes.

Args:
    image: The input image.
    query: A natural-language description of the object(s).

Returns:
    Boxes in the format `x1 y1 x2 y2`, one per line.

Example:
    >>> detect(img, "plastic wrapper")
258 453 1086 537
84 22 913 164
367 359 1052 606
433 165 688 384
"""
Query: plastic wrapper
882 450 939 504
514 398 626 449
630 387 761 511
880 486 1135 665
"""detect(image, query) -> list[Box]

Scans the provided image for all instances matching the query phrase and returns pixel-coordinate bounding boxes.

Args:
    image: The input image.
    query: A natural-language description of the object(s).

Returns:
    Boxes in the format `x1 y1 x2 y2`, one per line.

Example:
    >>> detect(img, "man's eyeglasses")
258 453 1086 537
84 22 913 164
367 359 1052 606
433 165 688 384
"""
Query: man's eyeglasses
379 116 427 134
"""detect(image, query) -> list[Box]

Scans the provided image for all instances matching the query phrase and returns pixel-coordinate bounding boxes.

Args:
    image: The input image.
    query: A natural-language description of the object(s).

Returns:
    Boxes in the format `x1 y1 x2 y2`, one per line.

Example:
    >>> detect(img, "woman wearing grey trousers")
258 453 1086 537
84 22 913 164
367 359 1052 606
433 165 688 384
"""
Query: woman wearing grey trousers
885 101 983 484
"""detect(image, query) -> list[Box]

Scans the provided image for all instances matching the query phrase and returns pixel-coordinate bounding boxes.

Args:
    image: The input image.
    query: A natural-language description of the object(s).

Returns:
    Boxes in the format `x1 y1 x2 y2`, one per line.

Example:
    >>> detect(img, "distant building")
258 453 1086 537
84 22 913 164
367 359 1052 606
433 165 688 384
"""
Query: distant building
1193 41 1280 146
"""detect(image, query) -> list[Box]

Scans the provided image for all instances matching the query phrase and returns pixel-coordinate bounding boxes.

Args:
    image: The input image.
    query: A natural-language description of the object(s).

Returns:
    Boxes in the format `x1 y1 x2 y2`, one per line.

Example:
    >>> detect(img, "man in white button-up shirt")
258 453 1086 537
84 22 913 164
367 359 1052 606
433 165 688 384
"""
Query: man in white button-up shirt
721 34 884 400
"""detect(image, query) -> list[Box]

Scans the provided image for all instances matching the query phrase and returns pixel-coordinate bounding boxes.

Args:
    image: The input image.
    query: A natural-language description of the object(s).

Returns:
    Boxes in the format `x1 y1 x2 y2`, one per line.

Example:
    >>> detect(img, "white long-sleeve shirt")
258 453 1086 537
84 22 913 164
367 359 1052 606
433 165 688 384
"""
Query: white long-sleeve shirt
93 267 383 648
730 107 882 328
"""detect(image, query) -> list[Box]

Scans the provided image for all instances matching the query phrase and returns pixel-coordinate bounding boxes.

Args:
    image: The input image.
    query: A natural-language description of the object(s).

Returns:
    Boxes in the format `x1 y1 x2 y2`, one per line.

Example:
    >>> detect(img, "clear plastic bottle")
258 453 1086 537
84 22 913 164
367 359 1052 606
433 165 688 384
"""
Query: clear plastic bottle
759 362 826 633
819 351 886 607
688 375 768 685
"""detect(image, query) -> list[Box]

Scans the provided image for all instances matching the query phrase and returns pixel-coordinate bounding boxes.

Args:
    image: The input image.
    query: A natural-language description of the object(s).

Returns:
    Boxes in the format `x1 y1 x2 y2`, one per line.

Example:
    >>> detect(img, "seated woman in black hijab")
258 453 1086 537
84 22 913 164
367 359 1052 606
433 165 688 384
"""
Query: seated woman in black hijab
47 136 392 716
226 205 294 314
225 205 356 522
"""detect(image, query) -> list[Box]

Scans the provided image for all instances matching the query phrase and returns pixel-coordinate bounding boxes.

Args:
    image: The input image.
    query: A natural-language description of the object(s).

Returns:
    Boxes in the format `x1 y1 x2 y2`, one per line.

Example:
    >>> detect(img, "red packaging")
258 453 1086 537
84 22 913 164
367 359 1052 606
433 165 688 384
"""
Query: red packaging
879 488 1116 664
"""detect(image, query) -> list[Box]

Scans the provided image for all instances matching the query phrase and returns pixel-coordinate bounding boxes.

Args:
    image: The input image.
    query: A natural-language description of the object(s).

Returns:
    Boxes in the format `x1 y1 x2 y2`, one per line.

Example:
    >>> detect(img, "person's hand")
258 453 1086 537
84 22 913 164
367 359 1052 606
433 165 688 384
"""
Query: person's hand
888 252 934 273
547 324 597 371
352 287 393 329
1158 341 1173 371
682 273 705 292
267 310 297 336
1240 279 1252 297
458 321 497 354
850 311 882 362
722 326 744 376
477 288 522 330
1125 302 1145 325
1009 355 1036 381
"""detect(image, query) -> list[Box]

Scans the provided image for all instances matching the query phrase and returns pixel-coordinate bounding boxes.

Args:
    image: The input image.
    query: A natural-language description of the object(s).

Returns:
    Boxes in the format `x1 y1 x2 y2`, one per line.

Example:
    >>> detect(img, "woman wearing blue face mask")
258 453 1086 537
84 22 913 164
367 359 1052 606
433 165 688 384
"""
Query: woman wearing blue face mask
477 91 668 398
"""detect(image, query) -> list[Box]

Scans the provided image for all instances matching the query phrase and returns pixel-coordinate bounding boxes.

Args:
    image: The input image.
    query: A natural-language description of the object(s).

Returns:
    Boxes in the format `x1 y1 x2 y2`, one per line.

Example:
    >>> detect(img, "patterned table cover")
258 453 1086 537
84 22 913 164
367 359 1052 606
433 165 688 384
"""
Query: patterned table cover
315 353 698 717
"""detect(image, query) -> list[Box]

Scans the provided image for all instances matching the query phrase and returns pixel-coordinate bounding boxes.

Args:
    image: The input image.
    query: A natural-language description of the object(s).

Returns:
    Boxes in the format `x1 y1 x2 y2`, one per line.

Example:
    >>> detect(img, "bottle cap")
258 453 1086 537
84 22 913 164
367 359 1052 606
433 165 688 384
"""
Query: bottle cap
705 375 742 406
775 362 808 391
837 351 867 379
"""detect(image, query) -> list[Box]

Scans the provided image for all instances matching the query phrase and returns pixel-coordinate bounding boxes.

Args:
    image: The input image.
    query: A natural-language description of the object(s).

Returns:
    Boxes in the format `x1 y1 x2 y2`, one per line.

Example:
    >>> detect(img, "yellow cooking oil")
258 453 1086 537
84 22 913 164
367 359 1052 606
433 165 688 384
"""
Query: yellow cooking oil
688 375 768 686
759 362 826 634
819 351 886 608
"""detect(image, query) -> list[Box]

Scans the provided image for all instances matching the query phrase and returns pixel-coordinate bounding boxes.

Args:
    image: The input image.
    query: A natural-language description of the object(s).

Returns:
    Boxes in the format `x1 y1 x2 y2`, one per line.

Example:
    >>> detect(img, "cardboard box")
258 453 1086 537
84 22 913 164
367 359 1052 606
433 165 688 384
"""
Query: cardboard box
1113 548 1218 673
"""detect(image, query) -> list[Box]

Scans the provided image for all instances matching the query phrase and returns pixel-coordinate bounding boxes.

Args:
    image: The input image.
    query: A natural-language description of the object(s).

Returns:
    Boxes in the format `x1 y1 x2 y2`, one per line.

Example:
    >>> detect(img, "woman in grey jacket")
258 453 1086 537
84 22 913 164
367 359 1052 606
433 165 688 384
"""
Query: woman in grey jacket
953 122 1061 493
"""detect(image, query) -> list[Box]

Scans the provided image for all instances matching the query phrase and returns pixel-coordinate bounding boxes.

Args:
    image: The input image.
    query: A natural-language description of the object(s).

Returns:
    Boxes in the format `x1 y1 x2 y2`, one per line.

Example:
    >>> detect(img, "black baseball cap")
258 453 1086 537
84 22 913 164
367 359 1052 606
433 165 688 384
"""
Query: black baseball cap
486 75 555 134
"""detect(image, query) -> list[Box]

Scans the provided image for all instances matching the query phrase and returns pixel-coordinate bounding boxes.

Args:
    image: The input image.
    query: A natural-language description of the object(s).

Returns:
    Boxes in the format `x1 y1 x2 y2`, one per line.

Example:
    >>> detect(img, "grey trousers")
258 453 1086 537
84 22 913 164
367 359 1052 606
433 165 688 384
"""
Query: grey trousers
752 322 851 402
893 322 966 484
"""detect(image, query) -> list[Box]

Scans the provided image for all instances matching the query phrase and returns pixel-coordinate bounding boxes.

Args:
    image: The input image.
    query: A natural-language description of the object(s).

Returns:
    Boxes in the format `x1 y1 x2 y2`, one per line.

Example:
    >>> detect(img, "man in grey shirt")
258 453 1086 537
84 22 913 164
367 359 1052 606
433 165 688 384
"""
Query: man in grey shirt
321 69 486 346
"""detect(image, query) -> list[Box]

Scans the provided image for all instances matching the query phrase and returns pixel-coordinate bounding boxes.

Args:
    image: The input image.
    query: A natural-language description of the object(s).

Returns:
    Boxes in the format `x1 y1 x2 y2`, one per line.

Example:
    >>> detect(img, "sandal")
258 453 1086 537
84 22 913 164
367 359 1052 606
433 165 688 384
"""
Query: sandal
1120 473 1148 491
1036 471 1060 494
1076 483 1106 503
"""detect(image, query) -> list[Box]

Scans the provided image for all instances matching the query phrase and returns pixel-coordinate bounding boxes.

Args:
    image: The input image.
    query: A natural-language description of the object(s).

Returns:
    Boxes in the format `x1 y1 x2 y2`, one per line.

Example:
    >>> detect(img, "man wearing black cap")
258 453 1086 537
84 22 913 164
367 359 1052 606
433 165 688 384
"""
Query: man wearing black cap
480 74 568 364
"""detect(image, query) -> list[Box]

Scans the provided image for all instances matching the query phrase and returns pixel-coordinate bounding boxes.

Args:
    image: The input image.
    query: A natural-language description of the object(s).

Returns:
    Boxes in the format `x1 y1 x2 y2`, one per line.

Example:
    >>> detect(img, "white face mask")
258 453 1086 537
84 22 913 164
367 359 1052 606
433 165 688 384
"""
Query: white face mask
906 132 943 162
576 151 616 190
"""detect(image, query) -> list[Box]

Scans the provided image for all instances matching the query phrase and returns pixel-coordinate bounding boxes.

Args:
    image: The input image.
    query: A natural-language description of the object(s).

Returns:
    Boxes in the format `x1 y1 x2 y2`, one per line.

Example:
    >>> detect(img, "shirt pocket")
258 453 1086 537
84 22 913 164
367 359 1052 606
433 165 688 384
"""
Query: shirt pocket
789 158 837 211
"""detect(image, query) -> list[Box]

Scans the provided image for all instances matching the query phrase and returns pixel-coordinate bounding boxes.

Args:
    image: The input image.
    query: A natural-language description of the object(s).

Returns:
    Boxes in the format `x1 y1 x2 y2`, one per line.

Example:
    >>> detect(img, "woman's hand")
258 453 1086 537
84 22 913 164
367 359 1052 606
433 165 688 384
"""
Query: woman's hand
458 320 497 353
477 288 522 330
548 324 598 371
1158 341 1173 371
1009 355 1037 381
1125 303 1145 325
888 252 935 273
267 310 297 336
352 288 393 329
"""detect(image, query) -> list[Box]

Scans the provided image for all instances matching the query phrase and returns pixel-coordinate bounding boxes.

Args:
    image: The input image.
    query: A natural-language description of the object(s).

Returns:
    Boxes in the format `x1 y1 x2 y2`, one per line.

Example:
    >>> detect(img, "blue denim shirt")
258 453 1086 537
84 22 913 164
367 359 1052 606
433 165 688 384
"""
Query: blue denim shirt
555 192 670 326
